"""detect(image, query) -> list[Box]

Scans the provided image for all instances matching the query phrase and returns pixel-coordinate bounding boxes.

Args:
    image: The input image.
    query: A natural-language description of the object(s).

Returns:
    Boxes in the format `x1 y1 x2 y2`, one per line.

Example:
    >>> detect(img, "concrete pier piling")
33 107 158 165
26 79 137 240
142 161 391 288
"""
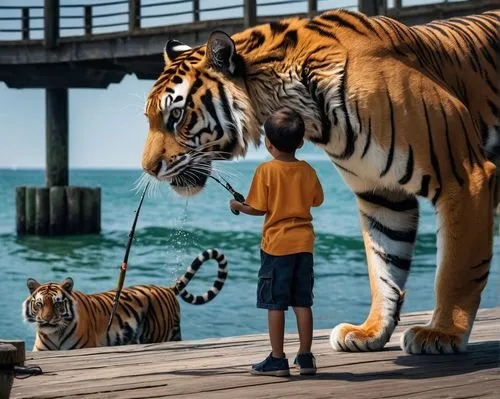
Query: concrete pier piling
16 187 101 236
12 1 102 237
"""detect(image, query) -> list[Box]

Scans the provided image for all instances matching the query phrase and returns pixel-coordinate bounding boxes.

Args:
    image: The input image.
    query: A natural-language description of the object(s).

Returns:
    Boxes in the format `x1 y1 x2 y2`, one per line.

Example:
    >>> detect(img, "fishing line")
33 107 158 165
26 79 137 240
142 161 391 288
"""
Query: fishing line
209 174 246 215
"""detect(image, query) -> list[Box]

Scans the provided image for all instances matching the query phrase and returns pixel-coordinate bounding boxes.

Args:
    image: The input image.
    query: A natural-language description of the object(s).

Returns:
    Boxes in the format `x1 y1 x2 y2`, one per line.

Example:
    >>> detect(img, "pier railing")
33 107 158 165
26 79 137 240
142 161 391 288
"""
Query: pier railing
0 0 466 41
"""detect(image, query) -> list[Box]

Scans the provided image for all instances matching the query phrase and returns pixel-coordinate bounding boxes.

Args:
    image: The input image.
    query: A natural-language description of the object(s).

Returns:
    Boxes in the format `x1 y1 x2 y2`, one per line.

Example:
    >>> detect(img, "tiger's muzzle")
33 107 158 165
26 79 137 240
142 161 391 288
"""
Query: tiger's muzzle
152 153 212 196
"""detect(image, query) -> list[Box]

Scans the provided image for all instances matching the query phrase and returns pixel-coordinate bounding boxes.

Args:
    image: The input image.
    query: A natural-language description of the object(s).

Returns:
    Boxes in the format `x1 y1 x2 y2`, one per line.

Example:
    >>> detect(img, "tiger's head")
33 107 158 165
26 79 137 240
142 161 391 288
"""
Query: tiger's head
23 278 76 333
142 31 260 195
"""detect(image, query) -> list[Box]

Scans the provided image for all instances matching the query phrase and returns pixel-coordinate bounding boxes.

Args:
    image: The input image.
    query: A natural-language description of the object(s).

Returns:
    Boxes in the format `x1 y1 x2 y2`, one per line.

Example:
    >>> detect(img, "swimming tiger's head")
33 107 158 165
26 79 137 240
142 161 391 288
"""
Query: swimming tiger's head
23 278 76 332
142 31 260 195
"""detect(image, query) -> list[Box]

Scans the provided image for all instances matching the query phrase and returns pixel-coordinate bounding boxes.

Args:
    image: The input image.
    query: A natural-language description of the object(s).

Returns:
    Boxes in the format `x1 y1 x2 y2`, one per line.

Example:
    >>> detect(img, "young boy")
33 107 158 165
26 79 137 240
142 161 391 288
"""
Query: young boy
230 108 324 376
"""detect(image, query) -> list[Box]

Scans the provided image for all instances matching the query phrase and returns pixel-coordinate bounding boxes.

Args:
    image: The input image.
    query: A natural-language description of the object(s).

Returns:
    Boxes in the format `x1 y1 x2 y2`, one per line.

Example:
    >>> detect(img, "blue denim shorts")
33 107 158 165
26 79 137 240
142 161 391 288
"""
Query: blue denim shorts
257 250 314 311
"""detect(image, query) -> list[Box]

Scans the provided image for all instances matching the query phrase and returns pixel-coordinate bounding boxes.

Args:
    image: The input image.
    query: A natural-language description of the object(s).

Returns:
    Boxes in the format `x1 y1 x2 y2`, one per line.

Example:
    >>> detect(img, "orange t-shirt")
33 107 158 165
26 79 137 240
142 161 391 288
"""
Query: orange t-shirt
246 160 324 256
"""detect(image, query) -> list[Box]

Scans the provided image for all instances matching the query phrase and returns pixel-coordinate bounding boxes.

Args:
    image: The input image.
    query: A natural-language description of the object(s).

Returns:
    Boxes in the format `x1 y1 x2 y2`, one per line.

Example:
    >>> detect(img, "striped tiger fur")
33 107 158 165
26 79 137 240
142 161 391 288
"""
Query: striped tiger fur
23 249 228 351
141 9 499 355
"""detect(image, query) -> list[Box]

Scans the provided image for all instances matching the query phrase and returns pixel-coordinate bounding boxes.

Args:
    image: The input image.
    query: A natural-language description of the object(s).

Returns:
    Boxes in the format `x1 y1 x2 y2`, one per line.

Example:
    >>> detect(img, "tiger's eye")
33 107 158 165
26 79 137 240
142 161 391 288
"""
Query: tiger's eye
171 108 182 119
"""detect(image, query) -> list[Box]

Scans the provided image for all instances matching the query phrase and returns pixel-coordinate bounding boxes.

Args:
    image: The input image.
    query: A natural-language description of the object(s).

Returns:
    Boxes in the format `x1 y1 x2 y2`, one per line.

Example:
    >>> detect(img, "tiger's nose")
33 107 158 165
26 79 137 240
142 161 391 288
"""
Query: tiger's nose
145 153 188 178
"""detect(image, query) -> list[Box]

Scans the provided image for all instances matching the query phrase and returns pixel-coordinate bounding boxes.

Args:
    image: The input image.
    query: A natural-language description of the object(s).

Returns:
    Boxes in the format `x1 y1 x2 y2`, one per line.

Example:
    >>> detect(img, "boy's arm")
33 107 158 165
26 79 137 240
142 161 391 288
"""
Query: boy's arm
234 165 268 216
312 173 324 207
230 200 266 216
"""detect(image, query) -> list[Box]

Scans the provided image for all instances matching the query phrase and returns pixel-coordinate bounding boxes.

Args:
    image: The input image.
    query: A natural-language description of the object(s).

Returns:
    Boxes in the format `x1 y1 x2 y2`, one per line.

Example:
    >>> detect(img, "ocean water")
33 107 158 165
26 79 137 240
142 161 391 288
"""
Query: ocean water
0 161 498 351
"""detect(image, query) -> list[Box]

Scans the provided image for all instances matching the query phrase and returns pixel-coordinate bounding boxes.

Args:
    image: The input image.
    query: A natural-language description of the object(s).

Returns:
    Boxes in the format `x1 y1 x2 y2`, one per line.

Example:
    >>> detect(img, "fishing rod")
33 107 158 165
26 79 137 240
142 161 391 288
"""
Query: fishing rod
107 181 150 332
209 174 246 215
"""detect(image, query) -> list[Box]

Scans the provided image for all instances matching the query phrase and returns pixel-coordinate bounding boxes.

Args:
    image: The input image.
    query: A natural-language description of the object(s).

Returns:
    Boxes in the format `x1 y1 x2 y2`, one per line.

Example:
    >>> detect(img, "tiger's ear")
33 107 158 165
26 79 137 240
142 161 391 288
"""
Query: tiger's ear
164 40 192 65
206 31 237 74
61 277 74 293
27 278 40 294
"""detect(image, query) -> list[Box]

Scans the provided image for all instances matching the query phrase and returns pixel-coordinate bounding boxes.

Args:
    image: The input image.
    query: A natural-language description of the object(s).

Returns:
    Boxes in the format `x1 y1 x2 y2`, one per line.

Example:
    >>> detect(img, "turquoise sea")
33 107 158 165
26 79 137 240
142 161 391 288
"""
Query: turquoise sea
0 161 498 350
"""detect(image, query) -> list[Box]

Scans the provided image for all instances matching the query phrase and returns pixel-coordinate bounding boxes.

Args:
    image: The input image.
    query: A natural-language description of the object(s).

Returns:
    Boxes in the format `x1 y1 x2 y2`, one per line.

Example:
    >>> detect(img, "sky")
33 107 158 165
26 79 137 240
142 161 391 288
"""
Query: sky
0 0 461 168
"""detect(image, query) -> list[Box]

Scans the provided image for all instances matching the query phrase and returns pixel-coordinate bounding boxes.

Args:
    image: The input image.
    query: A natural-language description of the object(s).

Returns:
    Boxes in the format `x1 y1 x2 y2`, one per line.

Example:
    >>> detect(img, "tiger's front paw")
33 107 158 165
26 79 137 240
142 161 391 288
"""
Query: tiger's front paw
330 323 389 352
401 326 466 354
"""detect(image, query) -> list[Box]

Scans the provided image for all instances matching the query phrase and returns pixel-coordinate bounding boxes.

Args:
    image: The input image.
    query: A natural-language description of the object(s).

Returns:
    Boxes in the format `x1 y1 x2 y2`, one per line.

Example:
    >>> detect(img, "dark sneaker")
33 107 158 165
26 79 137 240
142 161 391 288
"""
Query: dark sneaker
250 353 290 376
294 352 317 375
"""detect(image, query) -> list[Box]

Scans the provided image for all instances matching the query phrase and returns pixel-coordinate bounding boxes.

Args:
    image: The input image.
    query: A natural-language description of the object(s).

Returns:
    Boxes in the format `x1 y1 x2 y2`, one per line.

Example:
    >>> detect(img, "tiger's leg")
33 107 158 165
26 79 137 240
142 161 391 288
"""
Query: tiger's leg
330 189 419 351
169 322 182 341
401 162 495 354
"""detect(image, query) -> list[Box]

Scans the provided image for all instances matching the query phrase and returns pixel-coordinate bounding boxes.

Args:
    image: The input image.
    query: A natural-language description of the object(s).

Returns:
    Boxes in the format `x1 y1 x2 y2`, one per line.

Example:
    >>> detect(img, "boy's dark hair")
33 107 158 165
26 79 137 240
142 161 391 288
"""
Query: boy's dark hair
263 108 305 153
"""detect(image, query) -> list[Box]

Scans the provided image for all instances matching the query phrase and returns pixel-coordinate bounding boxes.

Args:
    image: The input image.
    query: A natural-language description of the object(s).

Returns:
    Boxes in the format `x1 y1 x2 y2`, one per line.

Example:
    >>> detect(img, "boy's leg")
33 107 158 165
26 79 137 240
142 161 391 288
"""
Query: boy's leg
293 307 313 354
290 253 317 375
269 310 285 358
251 251 292 376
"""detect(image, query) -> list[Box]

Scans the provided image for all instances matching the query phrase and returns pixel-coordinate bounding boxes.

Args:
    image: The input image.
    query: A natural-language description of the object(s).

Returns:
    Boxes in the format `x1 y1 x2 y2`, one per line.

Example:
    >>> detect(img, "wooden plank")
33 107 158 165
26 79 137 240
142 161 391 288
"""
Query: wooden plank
12 355 499 399
21 307 499 358
11 309 499 398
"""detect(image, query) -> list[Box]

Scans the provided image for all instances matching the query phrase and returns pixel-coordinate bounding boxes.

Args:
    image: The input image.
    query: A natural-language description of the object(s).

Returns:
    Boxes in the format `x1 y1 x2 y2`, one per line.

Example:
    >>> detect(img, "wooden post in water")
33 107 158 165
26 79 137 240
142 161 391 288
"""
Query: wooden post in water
49 187 66 235
16 186 101 236
25 187 36 235
35 188 50 235
46 88 68 187
66 187 82 235
16 188 26 235
82 188 101 234
12 83 102 236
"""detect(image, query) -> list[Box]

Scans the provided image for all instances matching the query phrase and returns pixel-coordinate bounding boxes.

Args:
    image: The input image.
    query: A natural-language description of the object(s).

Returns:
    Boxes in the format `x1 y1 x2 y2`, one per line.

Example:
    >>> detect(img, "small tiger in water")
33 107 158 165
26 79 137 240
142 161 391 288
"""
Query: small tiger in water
23 249 228 351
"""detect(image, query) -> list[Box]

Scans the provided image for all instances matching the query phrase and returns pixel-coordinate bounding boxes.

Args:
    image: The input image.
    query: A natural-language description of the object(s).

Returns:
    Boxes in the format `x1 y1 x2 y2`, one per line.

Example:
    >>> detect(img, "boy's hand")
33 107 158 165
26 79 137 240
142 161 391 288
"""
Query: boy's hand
229 199 243 212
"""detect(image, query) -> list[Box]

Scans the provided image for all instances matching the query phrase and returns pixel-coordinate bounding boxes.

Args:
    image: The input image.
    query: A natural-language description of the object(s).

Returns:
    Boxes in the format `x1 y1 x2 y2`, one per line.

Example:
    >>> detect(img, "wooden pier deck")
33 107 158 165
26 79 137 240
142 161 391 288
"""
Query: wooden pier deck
11 308 499 398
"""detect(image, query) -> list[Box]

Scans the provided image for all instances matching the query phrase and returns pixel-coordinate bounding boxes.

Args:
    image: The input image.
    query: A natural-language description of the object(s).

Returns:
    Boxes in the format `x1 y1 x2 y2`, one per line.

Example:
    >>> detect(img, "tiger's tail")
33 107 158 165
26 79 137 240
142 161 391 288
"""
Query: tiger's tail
172 249 228 305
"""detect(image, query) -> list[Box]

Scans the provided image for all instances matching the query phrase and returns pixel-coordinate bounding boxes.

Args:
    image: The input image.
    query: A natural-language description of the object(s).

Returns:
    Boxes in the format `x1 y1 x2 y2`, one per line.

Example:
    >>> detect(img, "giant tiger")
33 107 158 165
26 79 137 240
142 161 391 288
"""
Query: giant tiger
141 10 499 354
23 249 228 351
